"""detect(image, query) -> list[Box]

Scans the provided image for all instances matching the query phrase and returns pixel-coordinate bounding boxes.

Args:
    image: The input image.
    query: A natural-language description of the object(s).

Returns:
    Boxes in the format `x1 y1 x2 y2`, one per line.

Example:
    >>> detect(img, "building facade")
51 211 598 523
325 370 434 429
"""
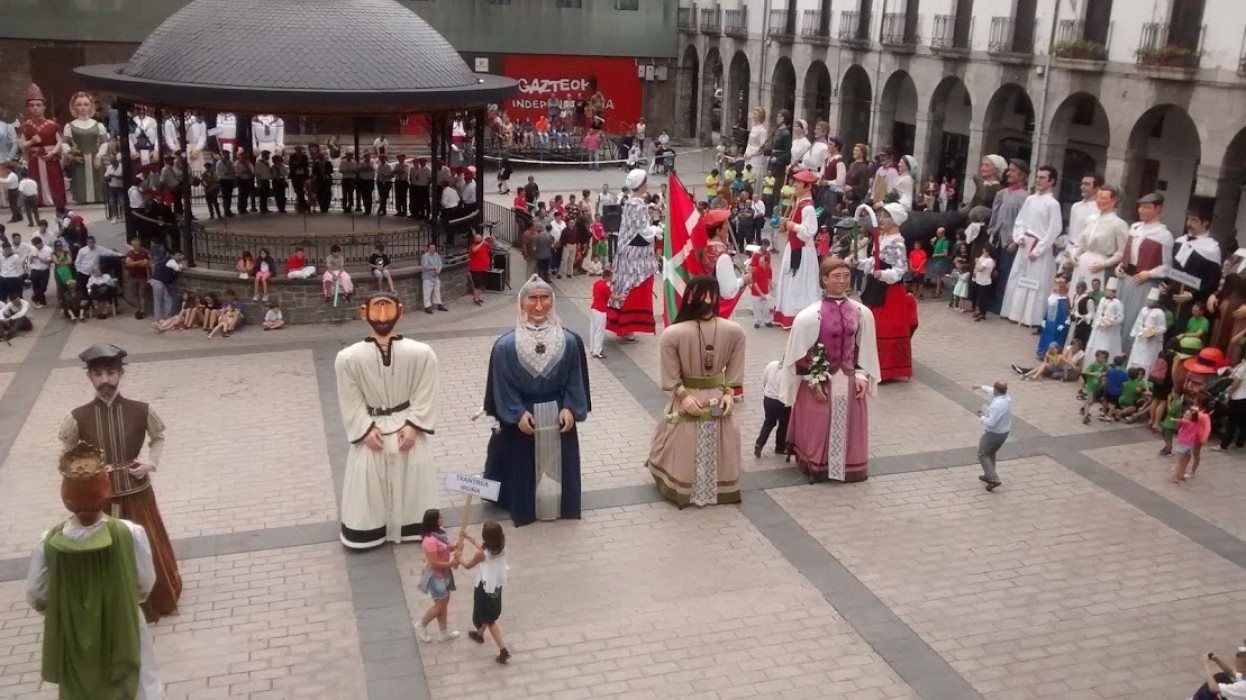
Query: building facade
0 0 679 134
678 0 1246 239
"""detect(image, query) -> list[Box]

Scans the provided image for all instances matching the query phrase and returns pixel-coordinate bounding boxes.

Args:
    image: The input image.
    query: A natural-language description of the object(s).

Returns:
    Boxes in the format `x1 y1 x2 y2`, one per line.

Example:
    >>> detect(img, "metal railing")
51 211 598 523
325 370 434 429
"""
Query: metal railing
677 5 695 30
930 14 955 48
839 10 871 43
724 8 747 37
881 12 919 45
699 5 721 34
1053 19 1110 60
801 9 827 39
1136 22 1204 69
988 16 1032 54
768 8 794 38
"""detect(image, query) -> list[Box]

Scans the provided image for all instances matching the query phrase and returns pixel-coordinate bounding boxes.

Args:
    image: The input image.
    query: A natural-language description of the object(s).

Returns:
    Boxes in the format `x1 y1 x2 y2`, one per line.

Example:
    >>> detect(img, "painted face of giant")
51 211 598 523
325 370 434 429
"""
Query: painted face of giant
28 99 45 120
822 264 852 298
360 294 403 337
522 289 553 325
87 365 124 403
72 94 93 120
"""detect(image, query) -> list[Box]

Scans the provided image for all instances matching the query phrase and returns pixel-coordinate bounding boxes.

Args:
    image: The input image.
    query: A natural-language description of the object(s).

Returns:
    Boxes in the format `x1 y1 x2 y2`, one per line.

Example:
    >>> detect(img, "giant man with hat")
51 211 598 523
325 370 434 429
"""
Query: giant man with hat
58 344 181 623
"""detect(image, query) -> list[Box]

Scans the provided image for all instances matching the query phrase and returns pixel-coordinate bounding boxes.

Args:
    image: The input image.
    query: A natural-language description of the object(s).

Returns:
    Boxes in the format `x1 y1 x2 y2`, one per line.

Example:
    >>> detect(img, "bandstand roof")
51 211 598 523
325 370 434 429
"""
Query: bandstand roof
73 0 517 114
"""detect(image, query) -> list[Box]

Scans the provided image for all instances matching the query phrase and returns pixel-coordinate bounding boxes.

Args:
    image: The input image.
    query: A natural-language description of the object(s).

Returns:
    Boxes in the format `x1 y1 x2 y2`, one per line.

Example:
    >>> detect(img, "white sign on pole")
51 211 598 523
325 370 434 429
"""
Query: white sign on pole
1166 269 1202 289
444 473 501 501
1015 277 1041 291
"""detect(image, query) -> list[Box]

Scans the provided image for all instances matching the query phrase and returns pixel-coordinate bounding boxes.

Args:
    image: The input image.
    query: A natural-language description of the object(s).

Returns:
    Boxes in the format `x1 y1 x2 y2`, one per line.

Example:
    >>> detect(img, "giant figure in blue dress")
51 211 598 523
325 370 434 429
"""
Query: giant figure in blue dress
483 275 591 527
1036 277 1071 359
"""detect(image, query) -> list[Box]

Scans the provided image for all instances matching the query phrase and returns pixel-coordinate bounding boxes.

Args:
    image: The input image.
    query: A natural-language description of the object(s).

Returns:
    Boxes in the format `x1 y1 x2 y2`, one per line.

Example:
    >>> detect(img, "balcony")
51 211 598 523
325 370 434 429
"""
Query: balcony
988 16 1034 63
1052 19 1111 72
699 6 721 35
1135 22 1203 76
929 14 971 56
881 12 920 52
723 8 747 38
801 9 831 45
839 10 872 49
768 8 795 42
678 6 695 32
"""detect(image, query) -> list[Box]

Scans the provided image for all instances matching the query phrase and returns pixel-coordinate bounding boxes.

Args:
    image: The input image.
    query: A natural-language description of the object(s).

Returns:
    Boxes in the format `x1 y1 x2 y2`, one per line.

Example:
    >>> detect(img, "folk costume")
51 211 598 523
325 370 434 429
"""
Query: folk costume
647 288 746 507
57 344 181 624
335 314 439 549
773 170 821 329
1035 291 1070 360
1002 189 1063 327
701 209 746 316
1128 288 1168 371
1070 289 1097 347
63 93 109 205
26 444 162 700
1086 278 1125 360
986 162 1030 313
1118 195 1175 352
858 203 916 381
482 276 590 526
19 83 67 209
781 293 880 482
1067 207 1128 289
607 169 660 339
129 112 160 168
1169 228 1223 336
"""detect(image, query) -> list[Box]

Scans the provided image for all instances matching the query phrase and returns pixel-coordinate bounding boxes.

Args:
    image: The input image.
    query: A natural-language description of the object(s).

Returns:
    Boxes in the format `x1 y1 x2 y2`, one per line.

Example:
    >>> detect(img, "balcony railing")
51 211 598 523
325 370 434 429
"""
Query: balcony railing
724 8 747 37
768 8 795 40
1053 19 1111 61
1240 27 1246 75
881 12 920 47
801 9 830 43
699 6 721 34
1136 22 1204 70
677 6 695 31
839 10 871 45
989 16 1032 55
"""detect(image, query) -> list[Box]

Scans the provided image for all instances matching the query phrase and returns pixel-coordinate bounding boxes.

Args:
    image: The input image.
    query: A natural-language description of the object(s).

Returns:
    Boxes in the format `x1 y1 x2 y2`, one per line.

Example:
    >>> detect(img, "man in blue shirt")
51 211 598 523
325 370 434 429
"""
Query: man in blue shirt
977 381 1012 492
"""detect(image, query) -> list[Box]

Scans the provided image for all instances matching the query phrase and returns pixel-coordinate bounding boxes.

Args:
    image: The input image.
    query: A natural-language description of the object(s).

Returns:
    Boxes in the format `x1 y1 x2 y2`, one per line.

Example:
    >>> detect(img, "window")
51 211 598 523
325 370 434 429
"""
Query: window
615 0 640 9
557 0 583 8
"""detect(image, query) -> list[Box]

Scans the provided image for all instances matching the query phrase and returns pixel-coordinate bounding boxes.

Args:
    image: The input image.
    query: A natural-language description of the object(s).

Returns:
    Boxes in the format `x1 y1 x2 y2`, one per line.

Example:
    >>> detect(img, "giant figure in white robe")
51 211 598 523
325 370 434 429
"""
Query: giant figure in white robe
1002 188 1063 327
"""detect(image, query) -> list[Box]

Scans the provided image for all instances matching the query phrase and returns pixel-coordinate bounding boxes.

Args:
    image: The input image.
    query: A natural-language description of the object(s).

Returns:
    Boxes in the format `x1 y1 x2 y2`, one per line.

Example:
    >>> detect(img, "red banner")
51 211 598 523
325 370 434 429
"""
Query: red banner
501 54 643 132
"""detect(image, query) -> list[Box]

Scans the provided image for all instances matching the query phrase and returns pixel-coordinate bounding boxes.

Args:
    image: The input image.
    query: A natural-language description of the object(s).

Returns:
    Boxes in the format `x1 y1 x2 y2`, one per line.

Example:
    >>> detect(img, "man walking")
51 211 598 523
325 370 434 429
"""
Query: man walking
976 381 1011 492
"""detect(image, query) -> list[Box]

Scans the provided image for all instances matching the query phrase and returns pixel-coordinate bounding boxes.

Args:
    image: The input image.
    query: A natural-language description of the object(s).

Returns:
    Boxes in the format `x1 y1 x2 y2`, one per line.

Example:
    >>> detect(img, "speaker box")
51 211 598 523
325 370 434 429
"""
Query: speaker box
484 270 506 292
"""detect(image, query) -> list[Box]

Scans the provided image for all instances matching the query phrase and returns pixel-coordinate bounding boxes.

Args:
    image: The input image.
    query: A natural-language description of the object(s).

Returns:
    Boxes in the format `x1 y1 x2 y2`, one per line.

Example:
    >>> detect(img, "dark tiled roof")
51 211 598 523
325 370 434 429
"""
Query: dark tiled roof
124 0 477 91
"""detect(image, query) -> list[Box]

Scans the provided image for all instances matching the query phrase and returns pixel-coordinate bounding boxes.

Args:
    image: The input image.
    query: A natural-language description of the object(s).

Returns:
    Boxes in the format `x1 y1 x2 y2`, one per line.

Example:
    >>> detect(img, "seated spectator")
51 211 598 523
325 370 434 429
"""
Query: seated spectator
322 244 353 303
261 298 285 331
56 276 90 322
208 289 244 338
253 248 277 300
285 246 316 279
370 242 395 292
85 265 118 318
0 291 32 340
1192 644 1246 700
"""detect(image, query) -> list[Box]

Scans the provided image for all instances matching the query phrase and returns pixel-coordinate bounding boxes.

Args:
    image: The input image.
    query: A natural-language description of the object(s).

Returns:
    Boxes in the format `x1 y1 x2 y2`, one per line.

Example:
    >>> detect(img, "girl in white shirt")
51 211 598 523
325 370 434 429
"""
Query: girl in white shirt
459 521 510 665
972 244 997 322
895 156 916 211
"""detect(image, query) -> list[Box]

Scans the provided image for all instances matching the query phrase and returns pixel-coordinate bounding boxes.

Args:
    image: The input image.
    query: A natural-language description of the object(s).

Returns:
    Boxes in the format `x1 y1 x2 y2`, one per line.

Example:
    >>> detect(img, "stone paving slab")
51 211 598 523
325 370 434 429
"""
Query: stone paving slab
0 372 12 404
394 503 919 700
770 457 1246 700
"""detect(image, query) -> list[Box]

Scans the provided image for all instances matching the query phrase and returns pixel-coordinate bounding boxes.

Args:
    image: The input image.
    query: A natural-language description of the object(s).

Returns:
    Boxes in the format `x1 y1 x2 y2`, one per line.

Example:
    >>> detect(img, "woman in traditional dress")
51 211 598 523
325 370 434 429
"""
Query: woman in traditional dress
895 155 916 211
789 119 812 173
607 169 661 342
63 92 108 205
1067 185 1128 290
647 276 746 508
742 107 769 179
781 257 880 482
858 203 917 381
1035 276 1070 359
772 169 821 328
700 208 749 312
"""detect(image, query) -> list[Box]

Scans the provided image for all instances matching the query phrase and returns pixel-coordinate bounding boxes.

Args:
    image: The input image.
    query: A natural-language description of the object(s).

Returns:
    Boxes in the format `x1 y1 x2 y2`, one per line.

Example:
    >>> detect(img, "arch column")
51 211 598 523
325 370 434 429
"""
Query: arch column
964 122 987 203
910 112 930 177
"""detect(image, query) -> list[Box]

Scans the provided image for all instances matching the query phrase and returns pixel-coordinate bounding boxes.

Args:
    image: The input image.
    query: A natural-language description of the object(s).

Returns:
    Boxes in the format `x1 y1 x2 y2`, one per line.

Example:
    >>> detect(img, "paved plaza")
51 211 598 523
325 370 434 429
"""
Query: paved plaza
0 165 1244 700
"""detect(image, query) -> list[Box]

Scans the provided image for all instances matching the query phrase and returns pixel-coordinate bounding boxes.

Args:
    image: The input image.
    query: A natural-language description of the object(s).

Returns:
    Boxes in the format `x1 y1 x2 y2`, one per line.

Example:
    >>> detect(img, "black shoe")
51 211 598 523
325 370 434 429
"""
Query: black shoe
496 648 510 665
425 308 434 314
985 480 1002 492
468 630 485 644
978 475 990 484
753 444 762 458
437 305 448 312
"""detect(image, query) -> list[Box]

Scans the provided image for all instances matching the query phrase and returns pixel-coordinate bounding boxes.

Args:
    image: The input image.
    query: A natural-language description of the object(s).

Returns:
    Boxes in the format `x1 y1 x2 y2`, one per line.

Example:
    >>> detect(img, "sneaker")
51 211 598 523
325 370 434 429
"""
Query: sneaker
1158 447 1172 457
438 630 460 643
1010 364 1024 375
415 624 432 643
496 648 511 665
437 305 448 312
253 295 259 301
754 323 760 329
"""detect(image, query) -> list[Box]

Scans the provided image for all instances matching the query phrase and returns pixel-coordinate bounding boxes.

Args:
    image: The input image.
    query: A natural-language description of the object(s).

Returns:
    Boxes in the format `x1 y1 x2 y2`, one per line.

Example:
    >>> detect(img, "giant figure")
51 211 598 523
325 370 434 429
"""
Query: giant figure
18 83 66 209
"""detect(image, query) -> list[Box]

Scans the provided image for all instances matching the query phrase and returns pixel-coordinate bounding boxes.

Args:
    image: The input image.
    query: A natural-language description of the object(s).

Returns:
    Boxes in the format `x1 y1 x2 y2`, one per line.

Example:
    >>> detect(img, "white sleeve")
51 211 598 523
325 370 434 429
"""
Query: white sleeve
24 532 49 611
834 161 847 189
795 205 817 243
127 522 156 602
716 253 741 299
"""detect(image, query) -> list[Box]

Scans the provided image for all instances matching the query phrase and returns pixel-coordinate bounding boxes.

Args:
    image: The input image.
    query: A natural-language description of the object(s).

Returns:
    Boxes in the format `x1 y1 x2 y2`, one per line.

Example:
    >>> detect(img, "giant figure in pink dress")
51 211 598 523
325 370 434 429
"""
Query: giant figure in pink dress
18 83 67 209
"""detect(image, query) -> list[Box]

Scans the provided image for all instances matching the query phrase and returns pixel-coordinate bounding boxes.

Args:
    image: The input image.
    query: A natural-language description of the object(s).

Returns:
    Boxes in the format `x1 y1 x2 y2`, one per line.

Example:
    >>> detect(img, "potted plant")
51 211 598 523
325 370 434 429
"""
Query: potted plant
1136 44 1198 69
1053 39 1106 61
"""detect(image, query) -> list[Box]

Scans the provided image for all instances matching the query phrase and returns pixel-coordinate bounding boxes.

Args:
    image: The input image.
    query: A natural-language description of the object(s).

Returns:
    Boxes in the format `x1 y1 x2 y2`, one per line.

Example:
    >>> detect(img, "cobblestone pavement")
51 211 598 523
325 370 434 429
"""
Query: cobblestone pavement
0 175 1244 700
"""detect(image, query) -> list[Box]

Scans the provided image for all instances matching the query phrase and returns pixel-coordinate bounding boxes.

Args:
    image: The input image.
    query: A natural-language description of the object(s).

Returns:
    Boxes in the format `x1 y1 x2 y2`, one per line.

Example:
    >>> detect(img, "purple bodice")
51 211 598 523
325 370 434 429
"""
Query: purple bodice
805 297 858 372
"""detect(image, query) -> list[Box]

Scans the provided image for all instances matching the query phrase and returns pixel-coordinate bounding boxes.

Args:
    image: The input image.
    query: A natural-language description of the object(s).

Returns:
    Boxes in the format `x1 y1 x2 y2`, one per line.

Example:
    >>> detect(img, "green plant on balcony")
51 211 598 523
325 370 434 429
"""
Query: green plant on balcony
1052 39 1106 61
1135 43 1198 68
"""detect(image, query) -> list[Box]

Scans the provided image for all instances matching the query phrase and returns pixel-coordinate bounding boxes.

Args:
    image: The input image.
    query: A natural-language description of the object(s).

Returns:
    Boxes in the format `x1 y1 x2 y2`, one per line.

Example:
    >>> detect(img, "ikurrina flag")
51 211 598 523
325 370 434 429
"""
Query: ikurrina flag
662 173 745 326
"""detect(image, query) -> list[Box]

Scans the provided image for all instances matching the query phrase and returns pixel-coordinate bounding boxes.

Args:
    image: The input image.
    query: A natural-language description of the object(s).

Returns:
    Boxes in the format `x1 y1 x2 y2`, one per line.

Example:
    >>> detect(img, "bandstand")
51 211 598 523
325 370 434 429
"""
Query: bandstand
73 0 518 322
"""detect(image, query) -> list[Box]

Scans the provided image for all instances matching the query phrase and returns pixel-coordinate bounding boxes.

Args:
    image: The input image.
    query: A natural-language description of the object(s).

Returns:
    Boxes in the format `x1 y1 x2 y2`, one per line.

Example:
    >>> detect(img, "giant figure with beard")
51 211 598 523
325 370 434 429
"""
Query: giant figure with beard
58 343 181 623
334 293 440 549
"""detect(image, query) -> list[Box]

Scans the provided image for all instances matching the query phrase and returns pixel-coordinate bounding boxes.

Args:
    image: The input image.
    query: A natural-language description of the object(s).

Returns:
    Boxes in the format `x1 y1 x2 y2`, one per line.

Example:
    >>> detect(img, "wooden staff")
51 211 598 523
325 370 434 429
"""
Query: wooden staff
454 495 473 555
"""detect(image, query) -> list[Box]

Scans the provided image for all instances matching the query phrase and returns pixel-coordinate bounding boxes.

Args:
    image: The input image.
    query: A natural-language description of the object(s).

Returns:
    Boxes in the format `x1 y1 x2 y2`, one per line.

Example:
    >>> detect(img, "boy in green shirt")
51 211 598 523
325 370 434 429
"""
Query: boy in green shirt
1079 349 1110 420
1158 393 1185 456
743 164 757 187
1112 367 1152 422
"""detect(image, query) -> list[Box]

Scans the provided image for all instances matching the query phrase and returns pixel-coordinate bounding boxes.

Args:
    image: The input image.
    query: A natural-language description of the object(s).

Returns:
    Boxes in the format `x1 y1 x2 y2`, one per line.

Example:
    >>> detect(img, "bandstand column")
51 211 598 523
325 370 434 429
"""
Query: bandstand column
430 113 441 223
474 107 485 231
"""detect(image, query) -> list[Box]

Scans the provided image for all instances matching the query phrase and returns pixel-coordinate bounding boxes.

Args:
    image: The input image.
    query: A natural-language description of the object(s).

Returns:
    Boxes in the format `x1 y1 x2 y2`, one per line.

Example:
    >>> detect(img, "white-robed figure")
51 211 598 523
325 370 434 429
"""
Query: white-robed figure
798 122 830 174
1067 184 1128 289
162 111 207 174
27 442 162 700
790 119 812 171
773 169 822 329
252 114 285 157
129 106 160 166
335 292 439 549
1128 287 1167 370
208 112 238 155
1086 276 1125 360
742 107 770 178
1002 165 1063 327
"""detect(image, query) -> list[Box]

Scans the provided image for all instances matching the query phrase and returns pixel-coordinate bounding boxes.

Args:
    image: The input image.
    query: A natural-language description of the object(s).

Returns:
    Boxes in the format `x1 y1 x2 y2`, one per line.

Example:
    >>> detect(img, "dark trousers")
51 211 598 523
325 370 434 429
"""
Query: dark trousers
292 177 309 213
536 258 552 283
341 180 355 212
756 397 791 452
1220 398 1246 449
29 268 49 306
316 182 332 212
272 179 287 213
237 179 254 213
972 281 993 316
377 182 392 215
978 430 1009 482
0 276 23 300
411 185 429 219
206 191 222 219
22 195 38 226
358 183 374 214
394 181 408 215
220 179 235 215
5 188 19 222
258 180 272 213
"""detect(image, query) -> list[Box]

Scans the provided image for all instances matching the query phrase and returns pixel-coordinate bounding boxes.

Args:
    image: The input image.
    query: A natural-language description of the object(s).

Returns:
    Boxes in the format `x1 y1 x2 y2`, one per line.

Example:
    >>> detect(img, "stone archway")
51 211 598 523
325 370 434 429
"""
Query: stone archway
770 57 797 123
1046 92 1110 206
1121 105 1201 232
878 70 918 158
802 60 832 127
677 44 700 139
1212 126 1246 242
726 50 751 138
982 83 1035 165
925 76 972 193
700 47 723 144
838 64 872 151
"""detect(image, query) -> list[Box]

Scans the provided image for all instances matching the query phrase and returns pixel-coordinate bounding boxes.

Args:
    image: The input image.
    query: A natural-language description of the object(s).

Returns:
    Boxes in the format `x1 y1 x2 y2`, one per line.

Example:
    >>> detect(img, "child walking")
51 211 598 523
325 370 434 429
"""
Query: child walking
908 240 927 299
460 521 511 665
1171 407 1202 484
415 509 461 643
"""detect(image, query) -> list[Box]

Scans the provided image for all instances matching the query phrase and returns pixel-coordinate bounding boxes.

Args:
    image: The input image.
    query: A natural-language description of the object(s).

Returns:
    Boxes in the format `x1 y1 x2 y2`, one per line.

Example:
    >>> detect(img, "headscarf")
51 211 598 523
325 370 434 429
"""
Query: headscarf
514 274 566 378
985 155 1007 183
625 168 647 191
882 202 908 227
901 155 916 174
